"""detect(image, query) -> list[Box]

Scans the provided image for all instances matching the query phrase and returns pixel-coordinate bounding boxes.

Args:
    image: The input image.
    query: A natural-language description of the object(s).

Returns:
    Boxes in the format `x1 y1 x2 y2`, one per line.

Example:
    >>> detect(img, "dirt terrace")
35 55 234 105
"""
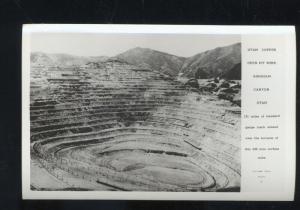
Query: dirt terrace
30 61 241 192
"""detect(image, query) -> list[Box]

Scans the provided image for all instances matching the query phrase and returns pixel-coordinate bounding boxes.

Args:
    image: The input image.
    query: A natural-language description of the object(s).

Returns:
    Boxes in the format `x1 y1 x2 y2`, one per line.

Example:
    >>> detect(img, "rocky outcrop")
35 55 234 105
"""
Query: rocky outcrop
232 91 241 106
198 79 241 106
184 78 200 89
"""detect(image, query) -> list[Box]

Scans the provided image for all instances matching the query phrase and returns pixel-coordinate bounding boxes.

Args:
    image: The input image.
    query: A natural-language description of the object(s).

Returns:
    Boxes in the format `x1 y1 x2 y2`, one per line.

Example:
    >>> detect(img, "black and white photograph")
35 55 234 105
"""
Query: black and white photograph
28 32 242 192
0 0 297 206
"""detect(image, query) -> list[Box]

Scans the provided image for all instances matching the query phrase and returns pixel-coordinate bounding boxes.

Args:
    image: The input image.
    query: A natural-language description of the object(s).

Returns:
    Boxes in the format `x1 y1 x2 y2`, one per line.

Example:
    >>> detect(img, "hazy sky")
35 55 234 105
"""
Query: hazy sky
31 33 240 57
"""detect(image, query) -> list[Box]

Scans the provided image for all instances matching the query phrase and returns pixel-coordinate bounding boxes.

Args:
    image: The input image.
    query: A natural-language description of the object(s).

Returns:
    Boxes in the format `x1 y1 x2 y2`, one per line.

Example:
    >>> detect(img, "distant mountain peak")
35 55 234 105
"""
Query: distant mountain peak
116 47 185 77
31 43 241 80
179 43 241 79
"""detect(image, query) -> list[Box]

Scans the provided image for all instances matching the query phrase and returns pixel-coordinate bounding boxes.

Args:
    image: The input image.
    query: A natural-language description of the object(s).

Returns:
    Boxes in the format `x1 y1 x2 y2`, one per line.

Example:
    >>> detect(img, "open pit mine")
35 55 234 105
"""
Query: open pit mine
30 53 241 192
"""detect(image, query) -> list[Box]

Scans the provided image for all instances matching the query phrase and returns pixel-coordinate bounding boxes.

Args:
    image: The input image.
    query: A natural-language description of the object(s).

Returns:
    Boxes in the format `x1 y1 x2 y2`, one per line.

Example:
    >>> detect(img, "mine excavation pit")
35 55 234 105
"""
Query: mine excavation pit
30 55 241 192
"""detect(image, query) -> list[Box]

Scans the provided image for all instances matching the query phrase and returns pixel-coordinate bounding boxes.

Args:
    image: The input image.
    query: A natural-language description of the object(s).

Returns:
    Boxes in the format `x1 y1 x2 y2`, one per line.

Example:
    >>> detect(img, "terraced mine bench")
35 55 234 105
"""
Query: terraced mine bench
30 60 241 192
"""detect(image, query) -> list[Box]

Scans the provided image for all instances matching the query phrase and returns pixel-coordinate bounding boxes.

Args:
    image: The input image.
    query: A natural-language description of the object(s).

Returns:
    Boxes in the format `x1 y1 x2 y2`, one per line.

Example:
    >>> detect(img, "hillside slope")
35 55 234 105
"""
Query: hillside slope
31 52 108 67
31 43 241 80
180 43 241 79
116 47 185 77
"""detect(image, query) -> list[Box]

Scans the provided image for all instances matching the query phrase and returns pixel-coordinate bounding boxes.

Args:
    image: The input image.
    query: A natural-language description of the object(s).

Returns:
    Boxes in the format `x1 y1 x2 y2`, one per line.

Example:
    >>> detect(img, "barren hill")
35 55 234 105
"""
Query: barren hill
31 43 241 80
31 52 108 67
116 47 186 77
180 43 241 79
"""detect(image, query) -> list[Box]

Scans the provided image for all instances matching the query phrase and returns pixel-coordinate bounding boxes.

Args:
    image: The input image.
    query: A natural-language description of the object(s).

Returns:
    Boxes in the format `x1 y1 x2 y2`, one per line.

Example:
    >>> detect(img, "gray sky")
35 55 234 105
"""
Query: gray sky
31 33 240 57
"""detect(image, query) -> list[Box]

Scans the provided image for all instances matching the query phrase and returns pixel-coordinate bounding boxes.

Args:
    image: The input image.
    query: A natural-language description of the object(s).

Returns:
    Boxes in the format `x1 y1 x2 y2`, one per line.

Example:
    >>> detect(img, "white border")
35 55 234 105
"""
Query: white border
22 25 296 200
284 29 296 200
22 24 295 35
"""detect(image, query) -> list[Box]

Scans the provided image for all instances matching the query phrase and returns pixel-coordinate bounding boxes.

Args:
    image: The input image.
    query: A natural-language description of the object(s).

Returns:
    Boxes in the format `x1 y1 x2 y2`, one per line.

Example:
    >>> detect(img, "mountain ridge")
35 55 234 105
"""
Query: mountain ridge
180 43 241 79
31 52 109 67
31 42 241 79
116 47 186 77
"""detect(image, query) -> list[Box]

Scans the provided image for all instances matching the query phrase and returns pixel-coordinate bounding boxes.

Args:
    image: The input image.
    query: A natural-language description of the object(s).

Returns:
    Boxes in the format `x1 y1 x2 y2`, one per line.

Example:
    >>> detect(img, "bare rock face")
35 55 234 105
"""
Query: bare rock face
184 78 200 89
232 91 241 106
196 79 241 106
217 80 230 89
199 82 216 92
216 88 235 100
216 85 241 106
